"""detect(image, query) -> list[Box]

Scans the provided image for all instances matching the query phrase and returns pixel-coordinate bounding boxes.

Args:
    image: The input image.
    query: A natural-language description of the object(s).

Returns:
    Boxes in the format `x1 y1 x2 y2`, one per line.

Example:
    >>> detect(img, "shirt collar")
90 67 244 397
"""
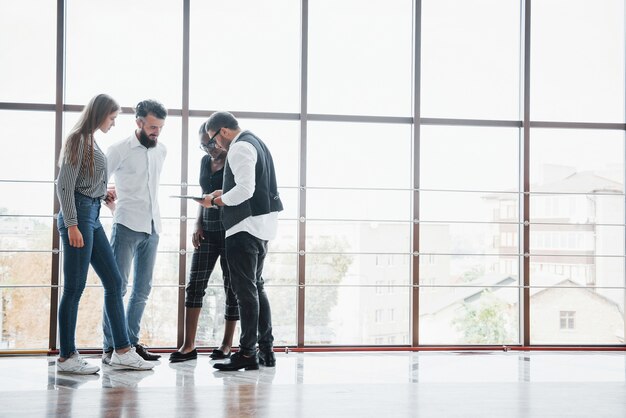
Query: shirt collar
231 130 243 144
130 131 144 148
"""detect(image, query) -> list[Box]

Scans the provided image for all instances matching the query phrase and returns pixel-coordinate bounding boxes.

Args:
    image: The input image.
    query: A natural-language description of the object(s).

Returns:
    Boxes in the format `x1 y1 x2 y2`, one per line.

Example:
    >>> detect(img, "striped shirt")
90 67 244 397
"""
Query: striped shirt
56 137 108 227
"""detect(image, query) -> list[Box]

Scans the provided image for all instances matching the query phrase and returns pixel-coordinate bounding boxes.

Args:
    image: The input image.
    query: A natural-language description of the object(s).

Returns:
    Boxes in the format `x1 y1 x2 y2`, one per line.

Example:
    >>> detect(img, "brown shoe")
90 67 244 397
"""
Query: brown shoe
134 343 161 361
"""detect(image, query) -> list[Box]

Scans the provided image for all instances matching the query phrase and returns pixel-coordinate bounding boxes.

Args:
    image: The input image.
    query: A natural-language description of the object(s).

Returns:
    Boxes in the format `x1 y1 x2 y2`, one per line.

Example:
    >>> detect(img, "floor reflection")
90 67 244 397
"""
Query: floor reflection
1 351 626 417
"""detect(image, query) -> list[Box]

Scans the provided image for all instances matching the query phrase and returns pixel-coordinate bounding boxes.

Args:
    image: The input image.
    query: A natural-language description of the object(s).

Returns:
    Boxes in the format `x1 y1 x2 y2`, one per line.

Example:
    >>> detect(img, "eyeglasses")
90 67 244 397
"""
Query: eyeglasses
199 127 223 152
199 141 215 152
207 128 222 146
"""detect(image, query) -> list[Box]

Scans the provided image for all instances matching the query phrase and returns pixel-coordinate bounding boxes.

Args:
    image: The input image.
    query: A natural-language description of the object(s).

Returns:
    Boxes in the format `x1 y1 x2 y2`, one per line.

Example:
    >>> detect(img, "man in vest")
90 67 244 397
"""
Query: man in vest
200 111 283 371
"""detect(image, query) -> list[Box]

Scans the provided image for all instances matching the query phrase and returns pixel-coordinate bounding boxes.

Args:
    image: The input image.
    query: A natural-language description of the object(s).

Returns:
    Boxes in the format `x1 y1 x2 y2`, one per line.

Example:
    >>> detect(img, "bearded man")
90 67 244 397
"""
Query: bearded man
101 99 168 364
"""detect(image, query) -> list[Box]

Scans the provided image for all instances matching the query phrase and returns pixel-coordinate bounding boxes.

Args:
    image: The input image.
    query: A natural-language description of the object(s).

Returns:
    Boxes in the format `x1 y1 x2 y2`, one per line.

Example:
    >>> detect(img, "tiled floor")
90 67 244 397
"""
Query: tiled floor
1 351 626 417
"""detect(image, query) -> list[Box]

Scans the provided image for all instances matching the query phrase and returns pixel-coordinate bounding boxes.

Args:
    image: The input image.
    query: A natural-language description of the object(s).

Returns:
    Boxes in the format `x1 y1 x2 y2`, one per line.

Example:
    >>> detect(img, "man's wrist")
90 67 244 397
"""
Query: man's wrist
211 195 217 207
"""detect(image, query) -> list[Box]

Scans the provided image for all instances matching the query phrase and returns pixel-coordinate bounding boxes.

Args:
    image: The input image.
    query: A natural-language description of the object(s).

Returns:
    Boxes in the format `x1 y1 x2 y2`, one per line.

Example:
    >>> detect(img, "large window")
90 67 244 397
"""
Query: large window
0 0 624 352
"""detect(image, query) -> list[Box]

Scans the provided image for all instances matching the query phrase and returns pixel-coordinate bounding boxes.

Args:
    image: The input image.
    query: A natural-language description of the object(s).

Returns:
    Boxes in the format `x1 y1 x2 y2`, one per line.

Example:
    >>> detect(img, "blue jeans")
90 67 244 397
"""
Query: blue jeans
102 222 159 350
225 231 274 357
57 193 130 358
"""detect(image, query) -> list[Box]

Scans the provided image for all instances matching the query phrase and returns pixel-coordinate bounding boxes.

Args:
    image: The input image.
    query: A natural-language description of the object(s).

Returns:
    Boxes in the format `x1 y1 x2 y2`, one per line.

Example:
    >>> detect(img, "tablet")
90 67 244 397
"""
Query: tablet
170 195 204 200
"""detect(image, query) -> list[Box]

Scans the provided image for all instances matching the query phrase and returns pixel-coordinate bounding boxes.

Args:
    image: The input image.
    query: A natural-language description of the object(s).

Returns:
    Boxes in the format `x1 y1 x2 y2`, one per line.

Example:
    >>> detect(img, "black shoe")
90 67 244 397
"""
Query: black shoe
209 349 231 360
134 343 161 361
169 349 198 363
258 349 276 367
213 352 259 371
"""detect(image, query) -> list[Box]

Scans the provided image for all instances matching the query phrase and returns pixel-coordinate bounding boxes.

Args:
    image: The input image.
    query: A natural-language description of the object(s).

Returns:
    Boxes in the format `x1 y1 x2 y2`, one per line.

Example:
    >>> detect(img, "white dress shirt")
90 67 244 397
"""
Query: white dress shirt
106 133 167 234
221 132 278 240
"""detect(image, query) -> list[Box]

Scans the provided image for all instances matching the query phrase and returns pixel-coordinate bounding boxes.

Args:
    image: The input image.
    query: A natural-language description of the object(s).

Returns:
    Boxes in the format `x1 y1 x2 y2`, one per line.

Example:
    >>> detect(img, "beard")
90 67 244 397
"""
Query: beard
138 128 157 149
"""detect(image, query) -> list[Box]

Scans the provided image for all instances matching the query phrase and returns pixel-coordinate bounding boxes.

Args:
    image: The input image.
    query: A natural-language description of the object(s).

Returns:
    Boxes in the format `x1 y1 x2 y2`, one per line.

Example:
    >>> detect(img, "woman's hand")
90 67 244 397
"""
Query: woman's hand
68 225 84 248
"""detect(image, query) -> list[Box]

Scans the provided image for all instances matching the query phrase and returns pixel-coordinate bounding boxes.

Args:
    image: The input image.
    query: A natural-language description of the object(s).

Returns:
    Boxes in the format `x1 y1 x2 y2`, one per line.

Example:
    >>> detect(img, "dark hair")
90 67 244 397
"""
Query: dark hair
206 111 239 134
59 93 119 174
135 99 167 120
198 121 208 136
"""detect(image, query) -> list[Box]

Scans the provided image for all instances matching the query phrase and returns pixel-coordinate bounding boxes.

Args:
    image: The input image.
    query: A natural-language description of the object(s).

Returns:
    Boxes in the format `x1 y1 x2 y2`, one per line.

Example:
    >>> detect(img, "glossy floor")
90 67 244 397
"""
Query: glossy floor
1 351 626 417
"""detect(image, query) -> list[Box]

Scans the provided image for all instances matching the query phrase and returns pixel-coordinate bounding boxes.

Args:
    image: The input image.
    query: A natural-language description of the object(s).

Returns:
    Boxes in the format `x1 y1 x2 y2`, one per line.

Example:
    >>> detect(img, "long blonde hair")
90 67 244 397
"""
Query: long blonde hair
59 94 119 175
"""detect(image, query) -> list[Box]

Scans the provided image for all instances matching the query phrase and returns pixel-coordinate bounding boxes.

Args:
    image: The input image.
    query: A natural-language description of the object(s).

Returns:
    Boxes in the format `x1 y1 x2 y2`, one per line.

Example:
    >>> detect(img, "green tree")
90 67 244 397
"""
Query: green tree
452 290 514 344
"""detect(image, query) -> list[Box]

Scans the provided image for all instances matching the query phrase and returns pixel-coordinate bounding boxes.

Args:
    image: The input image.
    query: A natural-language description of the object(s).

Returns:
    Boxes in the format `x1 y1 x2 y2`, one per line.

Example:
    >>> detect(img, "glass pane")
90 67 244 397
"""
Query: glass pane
420 286 520 345
152 250 179 287
306 285 410 345
308 189 412 221
530 255 625 313
266 286 297 346
0 251 52 286
421 0 521 120
0 182 54 217
420 255 519 286
530 287 624 344
0 217 53 252
0 111 56 181
0 287 50 349
268 220 299 255
308 122 412 189
421 222 519 255
420 190 519 223
264 252 298 287
530 129 624 193
530 194 624 224
306 253 409 287
161 185 186 219
0 1 56 103
65 0 183 107
530 225 624 257
308 0 413 116
187 116 207 191
307 221 411 256
531 0 625 122
189 1 300 113
421 126 520 191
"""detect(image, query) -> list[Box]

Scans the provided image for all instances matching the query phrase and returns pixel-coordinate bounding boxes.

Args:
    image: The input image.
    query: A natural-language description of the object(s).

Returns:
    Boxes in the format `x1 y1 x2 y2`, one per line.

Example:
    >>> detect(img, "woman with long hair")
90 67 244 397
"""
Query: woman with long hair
56 93 154 374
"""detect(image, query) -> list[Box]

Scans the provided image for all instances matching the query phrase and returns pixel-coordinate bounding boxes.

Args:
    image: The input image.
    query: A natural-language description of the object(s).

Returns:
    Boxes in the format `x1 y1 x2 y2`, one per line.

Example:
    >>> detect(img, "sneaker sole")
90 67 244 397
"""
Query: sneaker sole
108 363 154 371
57 368 100 375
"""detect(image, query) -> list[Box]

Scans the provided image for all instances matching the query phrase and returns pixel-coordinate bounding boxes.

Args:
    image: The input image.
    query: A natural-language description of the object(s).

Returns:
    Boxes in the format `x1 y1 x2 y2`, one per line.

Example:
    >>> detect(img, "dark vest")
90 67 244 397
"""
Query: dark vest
222 131 283 230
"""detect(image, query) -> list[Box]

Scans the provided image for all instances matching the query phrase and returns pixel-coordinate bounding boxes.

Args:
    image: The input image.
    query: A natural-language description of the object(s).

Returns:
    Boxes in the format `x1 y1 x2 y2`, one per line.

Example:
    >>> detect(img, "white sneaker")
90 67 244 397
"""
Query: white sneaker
102 350 112 365
110 347 155 371
57 352 100 375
